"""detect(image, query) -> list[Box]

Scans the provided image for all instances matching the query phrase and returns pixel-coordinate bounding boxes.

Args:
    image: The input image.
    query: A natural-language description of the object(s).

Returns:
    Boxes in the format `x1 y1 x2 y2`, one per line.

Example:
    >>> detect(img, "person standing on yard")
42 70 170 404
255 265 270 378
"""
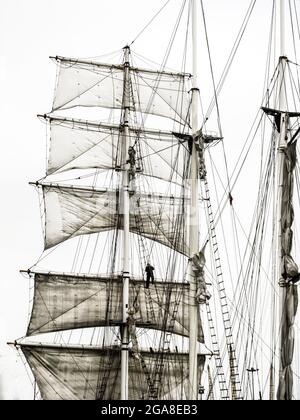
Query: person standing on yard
145 263 155 289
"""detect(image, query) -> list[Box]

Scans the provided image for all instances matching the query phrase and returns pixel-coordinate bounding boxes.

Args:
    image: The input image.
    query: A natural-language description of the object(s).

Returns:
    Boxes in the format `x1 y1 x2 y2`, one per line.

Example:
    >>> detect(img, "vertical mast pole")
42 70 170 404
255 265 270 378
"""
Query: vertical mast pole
277 0 288 399
121 45 131 401
280 0 285 60
189 0 200 400
269 363 274 400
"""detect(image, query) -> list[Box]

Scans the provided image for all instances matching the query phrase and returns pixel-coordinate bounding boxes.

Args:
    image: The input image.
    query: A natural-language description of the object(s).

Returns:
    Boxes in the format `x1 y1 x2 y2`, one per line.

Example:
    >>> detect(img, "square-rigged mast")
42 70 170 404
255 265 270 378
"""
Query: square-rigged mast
12 33 213 399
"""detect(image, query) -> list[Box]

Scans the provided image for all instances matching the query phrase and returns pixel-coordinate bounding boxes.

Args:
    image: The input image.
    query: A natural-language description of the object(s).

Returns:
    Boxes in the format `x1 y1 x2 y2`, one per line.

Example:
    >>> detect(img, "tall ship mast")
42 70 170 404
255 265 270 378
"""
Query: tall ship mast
11 0 220 400
7 0 300 400
266 0 300 400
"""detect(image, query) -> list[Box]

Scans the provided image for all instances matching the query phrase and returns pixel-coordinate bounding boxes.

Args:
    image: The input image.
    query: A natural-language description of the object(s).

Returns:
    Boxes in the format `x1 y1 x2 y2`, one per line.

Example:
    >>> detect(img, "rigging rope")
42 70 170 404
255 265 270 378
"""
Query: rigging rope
129 0 172 46
205 0 257 120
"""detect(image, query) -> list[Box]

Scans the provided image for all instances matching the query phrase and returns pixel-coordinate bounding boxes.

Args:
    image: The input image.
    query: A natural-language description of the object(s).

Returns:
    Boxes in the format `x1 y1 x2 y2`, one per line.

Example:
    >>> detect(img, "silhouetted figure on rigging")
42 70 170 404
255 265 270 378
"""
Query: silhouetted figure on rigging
127 146 136 180
127 145 136 194
145 263 155 289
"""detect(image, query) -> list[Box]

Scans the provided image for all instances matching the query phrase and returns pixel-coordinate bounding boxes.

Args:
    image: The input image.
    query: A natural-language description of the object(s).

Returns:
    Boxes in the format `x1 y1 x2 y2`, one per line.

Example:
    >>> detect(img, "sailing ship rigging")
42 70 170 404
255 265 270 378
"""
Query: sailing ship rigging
8 0 300 400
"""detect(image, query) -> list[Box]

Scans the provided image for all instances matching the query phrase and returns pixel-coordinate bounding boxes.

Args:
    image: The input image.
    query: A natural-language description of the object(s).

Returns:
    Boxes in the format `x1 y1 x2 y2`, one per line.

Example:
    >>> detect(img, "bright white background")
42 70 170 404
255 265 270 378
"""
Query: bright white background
0 0 288 399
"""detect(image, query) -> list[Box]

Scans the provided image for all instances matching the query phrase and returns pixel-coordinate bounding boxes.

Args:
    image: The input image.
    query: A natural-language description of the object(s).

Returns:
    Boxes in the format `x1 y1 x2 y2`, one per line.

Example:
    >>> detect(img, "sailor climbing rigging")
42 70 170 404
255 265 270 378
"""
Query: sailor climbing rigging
145 263 155 289
127 146 136 179
191 247 211 304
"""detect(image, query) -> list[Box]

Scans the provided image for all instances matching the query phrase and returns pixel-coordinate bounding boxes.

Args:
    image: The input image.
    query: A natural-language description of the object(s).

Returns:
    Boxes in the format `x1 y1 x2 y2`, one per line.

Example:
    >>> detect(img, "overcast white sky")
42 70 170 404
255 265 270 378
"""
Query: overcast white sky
0 0 296 400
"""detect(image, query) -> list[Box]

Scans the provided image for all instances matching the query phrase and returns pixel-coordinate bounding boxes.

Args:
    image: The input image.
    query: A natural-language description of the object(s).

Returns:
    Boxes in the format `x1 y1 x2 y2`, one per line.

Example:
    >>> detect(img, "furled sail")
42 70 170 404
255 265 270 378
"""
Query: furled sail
51 57 191 124
40 182 188 254
21 343 205 400
27 271 204 342
277 141 299 400
42 115 189 183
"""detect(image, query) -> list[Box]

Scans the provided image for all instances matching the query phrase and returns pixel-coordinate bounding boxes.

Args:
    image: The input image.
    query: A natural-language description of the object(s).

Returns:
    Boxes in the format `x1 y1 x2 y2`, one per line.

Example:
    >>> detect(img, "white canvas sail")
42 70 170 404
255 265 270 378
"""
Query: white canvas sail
44 115 190 183
41 182 188 254
27 271 204 342
21 343 205 400
52 57 192 124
